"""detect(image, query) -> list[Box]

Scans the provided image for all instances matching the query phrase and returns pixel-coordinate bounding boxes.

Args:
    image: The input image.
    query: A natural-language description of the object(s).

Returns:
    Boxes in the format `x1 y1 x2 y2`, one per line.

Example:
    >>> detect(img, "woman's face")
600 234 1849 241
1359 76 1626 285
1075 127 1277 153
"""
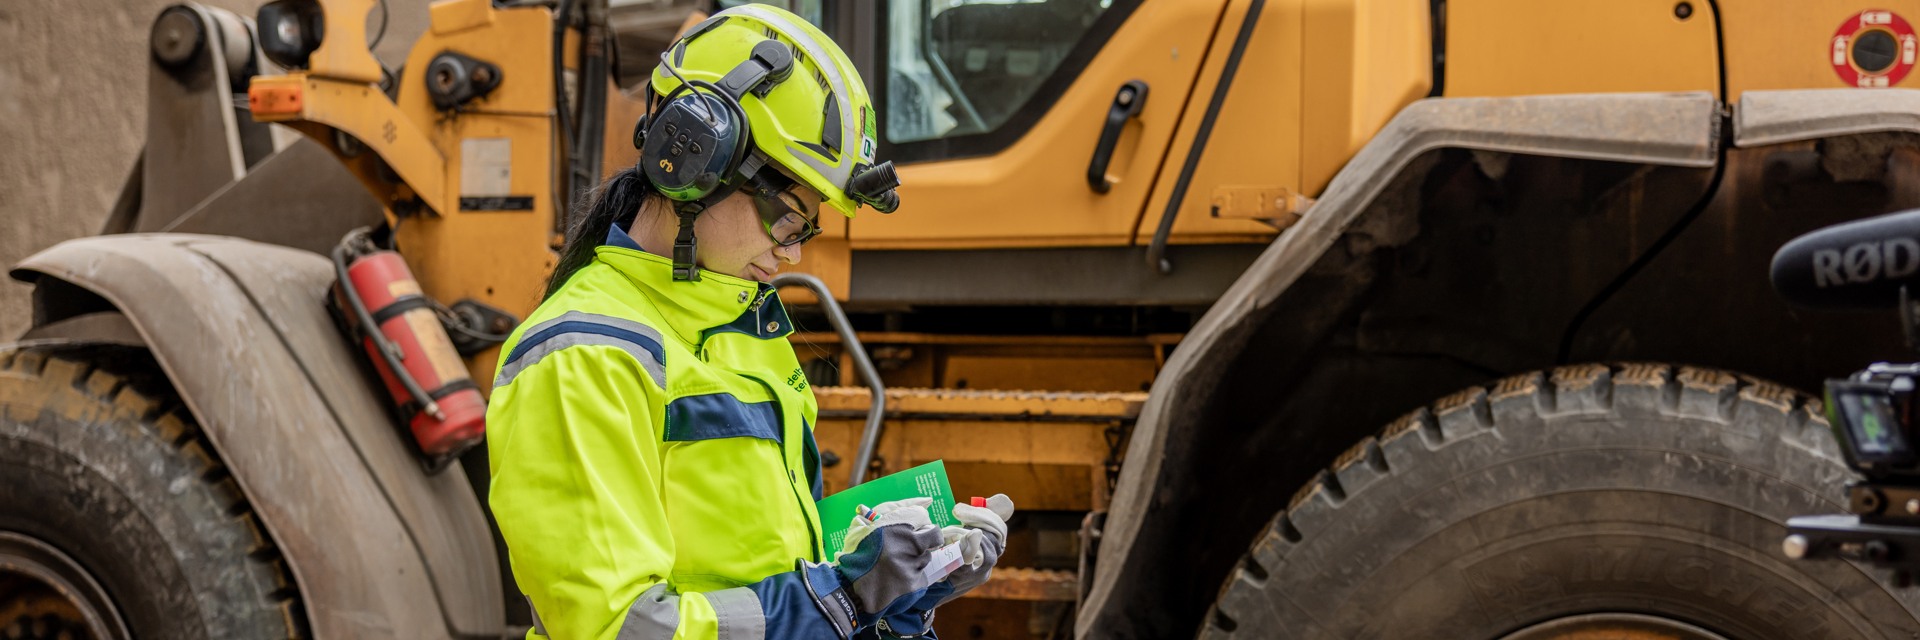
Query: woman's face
693 179 823 283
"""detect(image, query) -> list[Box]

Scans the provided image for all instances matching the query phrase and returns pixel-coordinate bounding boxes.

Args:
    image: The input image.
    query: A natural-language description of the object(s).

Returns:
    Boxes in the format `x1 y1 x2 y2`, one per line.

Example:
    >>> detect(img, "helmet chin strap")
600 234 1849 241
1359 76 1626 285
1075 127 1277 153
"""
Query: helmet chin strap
668 152 771 283
671 201 704 282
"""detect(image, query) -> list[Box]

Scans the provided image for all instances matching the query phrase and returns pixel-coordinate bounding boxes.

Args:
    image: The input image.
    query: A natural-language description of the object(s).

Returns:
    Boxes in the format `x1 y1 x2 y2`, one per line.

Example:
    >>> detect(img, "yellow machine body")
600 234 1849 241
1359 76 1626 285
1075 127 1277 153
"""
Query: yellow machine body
30 0 1905 636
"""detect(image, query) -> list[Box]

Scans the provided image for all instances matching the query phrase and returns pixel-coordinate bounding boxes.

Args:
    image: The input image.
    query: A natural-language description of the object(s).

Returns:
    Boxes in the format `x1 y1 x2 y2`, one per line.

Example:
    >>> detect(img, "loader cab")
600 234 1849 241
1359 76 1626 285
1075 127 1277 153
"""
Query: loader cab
873 0 1132 161
711 0 1311 307
714 1 1132 157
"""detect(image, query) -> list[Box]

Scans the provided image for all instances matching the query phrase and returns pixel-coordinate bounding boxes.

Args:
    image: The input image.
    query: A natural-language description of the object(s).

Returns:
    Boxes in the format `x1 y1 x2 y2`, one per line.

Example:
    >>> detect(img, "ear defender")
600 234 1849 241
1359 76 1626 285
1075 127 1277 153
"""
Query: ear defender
640 92 750 204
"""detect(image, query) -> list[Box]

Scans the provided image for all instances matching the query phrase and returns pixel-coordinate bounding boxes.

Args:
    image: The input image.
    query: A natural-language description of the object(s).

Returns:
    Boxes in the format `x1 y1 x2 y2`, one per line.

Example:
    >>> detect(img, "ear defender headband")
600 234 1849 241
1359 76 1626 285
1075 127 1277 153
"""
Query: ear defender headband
633 30 797 282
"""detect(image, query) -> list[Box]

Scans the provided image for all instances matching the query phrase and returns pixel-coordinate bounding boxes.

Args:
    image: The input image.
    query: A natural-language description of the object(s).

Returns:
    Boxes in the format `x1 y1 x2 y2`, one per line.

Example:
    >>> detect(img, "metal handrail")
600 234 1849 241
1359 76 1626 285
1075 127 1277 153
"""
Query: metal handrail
770 273 887 487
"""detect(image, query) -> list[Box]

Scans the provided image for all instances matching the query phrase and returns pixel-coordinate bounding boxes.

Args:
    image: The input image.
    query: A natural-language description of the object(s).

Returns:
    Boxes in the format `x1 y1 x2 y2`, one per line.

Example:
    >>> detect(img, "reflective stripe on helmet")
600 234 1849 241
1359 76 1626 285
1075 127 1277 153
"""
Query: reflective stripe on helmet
716 4 860 199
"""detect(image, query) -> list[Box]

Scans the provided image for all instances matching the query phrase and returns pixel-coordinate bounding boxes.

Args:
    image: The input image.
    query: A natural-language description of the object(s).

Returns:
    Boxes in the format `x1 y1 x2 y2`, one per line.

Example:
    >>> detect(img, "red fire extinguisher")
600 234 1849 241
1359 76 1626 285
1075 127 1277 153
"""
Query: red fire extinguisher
331 229 486 472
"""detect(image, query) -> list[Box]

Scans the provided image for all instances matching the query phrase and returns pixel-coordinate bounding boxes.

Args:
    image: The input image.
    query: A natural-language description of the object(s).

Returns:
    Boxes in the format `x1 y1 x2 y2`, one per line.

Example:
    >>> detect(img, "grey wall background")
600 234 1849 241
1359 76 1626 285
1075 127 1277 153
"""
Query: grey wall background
0 0 432 339
0 0 691 340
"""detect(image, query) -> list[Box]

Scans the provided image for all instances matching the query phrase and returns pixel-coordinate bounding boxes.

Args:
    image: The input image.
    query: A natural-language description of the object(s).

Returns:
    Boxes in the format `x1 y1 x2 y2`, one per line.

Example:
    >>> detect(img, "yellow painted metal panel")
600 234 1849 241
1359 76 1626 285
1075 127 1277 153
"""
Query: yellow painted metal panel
250 2 561 391
1442 0 1719 99
852 0 1231 250
811 415 1118 498
603 85 649 179
946 461 1095 511
1297 0 1433 196
388 4 560 390
1720 1 1920 94
943 354 1157 392
252 75 450 216
309 0 384 83
1137 0 1305 244
1140 0 1429 214
430 0 496 36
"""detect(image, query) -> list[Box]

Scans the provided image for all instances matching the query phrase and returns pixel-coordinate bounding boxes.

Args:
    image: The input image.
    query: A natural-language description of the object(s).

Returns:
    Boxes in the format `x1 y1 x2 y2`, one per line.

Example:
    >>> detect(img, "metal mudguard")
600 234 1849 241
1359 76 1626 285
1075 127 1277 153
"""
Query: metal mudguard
1078 91 1726 636
10 234 502 639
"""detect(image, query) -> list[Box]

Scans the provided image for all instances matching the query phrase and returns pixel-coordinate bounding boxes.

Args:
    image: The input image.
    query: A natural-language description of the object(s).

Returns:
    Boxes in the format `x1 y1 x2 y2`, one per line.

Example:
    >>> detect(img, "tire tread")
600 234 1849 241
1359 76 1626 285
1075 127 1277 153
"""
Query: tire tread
1201 362 1863 639
0 346 307 638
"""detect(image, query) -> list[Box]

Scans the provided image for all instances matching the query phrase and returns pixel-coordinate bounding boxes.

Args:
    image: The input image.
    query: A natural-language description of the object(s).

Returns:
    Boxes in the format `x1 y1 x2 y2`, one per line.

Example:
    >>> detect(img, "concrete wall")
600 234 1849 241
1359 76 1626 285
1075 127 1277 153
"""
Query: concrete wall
0 1 699 341
0 0 429 340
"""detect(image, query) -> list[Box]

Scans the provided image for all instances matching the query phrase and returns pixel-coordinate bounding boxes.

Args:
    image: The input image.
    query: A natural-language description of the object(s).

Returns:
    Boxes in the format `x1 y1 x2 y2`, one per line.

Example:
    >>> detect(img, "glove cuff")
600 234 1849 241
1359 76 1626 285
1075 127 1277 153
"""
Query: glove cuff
798 560 860 639
877 608 937 638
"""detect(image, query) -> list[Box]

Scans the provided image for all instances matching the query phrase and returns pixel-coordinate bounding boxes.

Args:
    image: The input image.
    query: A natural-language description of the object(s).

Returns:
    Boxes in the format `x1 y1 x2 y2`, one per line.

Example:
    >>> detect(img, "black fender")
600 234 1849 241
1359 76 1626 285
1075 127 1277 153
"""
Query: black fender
1084 87 1920 638
1079 91 1723 637
10 234 502 639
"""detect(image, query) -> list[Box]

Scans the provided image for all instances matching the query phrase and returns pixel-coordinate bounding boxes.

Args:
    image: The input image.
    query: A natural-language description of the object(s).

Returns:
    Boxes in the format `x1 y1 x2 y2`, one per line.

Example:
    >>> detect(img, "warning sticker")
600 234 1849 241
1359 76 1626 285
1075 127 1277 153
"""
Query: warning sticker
1832 9 1916 88
859 105 877 163
460 138 534 211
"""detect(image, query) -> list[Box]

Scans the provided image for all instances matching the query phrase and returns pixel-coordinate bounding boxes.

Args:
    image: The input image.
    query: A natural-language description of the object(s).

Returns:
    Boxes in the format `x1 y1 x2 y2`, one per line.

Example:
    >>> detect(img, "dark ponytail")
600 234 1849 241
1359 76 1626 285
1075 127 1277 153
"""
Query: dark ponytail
544 166 654 300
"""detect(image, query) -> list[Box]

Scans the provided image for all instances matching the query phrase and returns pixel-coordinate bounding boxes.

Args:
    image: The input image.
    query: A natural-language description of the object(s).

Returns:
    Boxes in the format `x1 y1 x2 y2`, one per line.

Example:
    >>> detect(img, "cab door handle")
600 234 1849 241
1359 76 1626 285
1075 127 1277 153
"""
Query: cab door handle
1087 80 1149 194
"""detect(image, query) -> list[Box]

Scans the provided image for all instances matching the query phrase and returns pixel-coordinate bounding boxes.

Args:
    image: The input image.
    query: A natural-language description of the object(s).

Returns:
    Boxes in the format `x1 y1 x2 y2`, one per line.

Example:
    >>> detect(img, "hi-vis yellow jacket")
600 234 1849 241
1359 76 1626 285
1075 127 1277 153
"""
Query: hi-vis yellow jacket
487 227 836 640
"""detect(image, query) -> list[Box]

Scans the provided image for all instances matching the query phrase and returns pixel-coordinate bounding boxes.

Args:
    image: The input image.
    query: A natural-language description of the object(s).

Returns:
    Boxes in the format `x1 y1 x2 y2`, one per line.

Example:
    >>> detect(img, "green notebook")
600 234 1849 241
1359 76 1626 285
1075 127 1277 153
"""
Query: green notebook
816 460 955 554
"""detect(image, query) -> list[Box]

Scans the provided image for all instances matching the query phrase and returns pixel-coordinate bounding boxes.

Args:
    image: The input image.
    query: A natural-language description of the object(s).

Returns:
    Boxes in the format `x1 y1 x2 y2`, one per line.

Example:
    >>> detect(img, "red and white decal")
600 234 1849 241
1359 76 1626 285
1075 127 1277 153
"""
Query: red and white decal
1832 9 1916 88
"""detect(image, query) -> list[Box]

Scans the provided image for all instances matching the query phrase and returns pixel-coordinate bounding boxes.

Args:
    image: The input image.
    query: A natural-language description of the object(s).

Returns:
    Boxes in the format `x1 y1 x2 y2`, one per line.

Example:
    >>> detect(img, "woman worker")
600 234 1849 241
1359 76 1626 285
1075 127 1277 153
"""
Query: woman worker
484 5 1010 639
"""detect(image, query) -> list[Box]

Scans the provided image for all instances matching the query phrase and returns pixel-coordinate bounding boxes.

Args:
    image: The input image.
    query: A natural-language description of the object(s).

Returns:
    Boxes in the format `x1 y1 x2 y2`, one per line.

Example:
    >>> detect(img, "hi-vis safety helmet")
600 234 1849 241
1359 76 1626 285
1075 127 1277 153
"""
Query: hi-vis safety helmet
636 4 900 218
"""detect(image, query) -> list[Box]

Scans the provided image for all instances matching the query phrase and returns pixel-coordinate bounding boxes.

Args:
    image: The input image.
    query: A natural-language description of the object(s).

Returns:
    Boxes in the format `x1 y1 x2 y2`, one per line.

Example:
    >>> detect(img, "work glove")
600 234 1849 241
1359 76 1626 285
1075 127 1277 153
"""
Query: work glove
839 498 938 554
801 499 945 639
875 494 1016 638
943 494 1014 600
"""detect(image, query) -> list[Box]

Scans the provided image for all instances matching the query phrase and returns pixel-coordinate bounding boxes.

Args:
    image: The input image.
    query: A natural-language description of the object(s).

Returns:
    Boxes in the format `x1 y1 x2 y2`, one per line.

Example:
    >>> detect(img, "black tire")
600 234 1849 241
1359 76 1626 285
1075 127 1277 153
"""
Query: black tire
0 348 304 639
1203 363 1920 639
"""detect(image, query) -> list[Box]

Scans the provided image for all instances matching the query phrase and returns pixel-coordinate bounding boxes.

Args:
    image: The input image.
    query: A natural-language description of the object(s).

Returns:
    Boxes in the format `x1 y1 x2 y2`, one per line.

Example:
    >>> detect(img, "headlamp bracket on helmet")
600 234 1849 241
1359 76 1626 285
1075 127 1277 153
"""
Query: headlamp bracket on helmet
718 40 796 99
635 27 801 281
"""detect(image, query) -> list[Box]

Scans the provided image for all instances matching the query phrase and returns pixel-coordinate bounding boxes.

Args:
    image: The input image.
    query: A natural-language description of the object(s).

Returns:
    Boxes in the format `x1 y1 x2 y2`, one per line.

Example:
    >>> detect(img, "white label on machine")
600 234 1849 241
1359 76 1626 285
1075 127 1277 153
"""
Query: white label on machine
461 138 512 197
922 542 964 583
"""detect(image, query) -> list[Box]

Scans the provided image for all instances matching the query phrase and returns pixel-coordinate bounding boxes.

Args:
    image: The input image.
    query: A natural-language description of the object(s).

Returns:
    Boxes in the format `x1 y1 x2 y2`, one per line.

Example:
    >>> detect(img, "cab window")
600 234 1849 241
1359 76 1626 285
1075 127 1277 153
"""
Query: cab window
882 0 1140 161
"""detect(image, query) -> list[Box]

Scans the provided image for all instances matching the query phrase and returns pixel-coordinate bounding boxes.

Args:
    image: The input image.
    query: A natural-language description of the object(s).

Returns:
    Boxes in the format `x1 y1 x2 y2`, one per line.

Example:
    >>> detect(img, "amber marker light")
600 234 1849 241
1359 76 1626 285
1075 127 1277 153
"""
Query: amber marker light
247 81 305 117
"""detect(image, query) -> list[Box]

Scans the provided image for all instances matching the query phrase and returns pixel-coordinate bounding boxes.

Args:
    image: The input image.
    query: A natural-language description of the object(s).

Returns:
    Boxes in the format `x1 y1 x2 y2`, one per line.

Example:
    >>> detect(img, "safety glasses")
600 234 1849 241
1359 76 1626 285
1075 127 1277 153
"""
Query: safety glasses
742 170 822 247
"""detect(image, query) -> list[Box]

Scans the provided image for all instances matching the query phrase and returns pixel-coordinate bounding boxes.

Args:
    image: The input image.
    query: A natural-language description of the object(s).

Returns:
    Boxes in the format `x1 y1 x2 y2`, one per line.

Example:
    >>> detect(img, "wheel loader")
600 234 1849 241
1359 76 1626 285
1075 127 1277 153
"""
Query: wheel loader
7 0 1920 637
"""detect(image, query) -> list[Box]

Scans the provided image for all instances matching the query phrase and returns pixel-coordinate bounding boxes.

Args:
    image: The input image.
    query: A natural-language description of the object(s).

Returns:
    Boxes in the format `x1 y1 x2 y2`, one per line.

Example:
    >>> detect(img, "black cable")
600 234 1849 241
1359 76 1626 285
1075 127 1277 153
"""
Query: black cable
1554 0 1729 364
365 0 393 95
606 20 624 87
1555 132 1729 363
1554 147 1727 363
369 0 390 50
572 3 610 205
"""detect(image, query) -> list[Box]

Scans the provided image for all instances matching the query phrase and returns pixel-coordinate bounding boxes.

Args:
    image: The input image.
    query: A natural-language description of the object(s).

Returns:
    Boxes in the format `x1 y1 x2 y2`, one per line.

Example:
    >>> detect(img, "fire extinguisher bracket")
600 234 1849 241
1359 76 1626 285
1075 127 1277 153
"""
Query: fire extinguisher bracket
331 227 487 472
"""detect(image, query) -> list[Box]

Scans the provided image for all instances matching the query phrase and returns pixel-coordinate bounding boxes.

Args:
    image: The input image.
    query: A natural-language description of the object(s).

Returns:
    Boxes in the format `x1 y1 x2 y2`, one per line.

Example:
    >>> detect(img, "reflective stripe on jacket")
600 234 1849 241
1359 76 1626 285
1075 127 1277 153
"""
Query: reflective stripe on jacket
487 231 829 640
